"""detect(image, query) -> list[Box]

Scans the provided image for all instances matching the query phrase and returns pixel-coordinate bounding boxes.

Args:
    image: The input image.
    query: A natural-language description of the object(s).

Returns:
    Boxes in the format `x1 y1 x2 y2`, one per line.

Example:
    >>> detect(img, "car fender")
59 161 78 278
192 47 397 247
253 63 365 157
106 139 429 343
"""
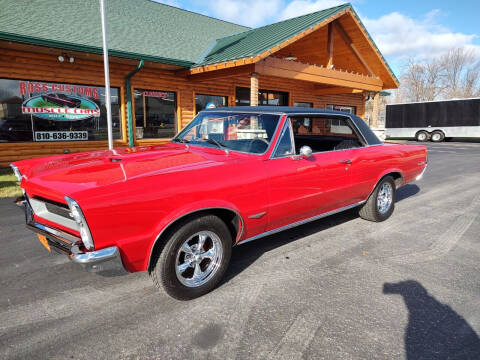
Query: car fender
369 168 404 195
144 199 245 271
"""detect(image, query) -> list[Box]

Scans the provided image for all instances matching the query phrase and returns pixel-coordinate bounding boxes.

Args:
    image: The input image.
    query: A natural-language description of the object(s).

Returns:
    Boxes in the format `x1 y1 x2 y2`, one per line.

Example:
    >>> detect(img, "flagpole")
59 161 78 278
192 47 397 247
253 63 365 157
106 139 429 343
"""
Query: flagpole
100 0 113 150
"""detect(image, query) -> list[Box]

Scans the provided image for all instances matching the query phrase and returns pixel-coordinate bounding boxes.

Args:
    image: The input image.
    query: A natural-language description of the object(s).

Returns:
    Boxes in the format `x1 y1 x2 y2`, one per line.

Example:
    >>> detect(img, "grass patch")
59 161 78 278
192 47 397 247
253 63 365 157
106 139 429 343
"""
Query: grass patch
0 168 22 198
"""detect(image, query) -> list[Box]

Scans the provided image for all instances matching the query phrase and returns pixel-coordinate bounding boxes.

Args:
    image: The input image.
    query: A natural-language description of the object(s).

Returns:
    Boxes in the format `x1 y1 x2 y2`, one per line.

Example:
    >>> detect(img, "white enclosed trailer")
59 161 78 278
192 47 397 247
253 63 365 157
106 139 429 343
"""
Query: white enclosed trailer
385 98 480 142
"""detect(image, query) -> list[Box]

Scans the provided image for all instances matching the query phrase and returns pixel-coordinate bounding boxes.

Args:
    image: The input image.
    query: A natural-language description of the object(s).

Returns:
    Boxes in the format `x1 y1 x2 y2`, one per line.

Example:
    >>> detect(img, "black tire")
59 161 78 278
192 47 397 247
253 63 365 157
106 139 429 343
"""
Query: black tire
430 130 445 142
149 215 232 300
359 176 396 222
415 130 429 142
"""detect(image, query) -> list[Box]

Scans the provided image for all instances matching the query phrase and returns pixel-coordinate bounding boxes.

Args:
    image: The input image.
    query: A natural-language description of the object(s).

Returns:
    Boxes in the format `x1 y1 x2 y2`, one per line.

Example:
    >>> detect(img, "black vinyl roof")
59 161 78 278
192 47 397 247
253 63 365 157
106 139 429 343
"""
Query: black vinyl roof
202 106 382 145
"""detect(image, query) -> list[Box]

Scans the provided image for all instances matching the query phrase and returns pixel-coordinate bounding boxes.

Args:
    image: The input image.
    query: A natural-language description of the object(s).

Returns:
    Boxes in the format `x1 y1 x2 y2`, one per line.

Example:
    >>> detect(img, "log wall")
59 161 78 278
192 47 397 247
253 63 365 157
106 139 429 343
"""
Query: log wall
0 44 365 167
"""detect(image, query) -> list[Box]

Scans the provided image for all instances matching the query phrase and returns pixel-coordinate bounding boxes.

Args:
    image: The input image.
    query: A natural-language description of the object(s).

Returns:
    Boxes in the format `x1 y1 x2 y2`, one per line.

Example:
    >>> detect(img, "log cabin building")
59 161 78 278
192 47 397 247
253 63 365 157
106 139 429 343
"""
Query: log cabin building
0 0 398 167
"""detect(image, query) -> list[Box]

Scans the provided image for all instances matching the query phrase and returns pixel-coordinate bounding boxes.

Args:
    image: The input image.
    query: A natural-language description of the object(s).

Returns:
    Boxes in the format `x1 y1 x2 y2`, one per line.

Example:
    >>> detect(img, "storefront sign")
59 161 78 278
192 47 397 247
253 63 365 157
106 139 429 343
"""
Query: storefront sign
142 91 169 98
1 78 120 143
34 131 88 142
19 81 99 99
22 93 100 121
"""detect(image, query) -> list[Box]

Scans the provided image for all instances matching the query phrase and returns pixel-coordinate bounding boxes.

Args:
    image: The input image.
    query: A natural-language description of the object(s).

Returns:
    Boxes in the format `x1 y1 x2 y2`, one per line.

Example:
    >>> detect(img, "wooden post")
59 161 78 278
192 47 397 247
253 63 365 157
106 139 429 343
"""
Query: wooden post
372 92 379 128
250 72 259 106
327 22 334 68
143 92 147 128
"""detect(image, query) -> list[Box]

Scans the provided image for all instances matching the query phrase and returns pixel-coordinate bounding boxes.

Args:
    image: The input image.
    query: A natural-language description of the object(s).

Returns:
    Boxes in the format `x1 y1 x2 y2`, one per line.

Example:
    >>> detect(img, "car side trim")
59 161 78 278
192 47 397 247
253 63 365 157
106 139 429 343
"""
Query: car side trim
238 200 366 245
147 206 245 270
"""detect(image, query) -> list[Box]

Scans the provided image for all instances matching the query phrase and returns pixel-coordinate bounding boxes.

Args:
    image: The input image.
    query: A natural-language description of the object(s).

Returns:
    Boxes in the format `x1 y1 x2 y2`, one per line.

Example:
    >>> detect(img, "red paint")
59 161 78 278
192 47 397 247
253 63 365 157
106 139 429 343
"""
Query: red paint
14 117 427 273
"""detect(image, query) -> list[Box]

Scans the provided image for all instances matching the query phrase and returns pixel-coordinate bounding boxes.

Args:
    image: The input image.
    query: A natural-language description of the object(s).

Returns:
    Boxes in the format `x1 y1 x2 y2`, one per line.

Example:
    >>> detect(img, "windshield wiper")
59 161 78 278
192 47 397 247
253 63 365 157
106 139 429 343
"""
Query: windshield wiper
172 138 190 143
201 138 229 154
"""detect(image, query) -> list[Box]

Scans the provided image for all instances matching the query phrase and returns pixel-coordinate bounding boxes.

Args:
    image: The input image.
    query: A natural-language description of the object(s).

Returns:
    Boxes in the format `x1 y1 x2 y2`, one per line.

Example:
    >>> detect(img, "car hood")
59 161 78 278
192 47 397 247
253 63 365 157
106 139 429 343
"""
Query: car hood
17 143 234 200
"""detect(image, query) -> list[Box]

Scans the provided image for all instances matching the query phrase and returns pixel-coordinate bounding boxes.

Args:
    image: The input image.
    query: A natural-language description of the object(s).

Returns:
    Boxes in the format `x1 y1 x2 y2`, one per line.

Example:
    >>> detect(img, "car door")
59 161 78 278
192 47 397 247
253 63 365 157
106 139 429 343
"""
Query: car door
264 117 353 231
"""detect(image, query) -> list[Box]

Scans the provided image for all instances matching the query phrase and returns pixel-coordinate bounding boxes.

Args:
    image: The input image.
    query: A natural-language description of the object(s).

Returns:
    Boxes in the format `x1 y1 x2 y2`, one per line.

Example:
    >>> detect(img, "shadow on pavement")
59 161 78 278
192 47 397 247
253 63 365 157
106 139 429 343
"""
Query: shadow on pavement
396 184 420 202
223 183 421 285
383 280 480 359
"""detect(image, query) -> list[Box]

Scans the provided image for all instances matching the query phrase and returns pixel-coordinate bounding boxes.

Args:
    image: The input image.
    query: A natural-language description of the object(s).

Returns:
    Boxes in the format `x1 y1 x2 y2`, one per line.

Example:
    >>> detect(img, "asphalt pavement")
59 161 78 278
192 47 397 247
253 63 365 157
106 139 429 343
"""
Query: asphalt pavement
1 141 479 359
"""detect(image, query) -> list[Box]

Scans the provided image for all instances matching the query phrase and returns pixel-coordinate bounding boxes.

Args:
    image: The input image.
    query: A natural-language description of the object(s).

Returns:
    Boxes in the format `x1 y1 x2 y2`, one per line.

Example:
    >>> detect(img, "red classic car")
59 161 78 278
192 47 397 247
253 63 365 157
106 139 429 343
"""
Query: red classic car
11 107 427 300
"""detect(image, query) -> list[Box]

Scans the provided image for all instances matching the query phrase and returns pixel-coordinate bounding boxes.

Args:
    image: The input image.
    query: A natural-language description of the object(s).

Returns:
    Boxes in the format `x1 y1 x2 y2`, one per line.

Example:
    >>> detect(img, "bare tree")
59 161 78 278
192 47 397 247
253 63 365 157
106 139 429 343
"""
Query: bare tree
400 58 444 102
397 47 480 102
441 47 479 98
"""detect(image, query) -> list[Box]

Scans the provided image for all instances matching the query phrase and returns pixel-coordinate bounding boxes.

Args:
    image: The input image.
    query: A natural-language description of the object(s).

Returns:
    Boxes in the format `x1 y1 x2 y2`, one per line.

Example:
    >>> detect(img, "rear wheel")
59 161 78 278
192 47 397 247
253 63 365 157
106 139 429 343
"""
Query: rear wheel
150 215 232 300
359 176 396 222
415 130 429 142
430 130 445 142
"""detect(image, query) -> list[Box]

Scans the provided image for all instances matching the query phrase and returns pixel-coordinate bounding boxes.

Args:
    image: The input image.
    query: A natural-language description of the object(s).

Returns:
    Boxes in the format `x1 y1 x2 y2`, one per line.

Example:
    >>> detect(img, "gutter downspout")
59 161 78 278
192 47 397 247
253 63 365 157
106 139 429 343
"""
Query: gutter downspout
125 60 144 147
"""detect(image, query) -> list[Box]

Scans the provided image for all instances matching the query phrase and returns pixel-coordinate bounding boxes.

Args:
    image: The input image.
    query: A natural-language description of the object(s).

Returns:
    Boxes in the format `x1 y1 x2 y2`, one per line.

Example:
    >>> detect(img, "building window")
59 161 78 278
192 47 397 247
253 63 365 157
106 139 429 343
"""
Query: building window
235 87 289 106
0 78 120 143
326 104 356 115
294 102 313 108
195 94 228 113
134 89 176 139
235 87 252 106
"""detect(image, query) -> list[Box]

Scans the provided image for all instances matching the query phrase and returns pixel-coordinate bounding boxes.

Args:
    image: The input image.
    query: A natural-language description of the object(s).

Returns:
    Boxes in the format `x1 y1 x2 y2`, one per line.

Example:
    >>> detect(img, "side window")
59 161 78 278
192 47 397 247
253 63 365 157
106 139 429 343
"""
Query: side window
273 120 294 157
290 116 363 153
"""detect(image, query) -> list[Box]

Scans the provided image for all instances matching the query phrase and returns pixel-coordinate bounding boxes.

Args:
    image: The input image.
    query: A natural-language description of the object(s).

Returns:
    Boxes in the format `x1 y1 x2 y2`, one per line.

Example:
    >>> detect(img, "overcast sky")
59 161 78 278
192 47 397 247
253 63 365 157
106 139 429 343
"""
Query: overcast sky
155 0 480 77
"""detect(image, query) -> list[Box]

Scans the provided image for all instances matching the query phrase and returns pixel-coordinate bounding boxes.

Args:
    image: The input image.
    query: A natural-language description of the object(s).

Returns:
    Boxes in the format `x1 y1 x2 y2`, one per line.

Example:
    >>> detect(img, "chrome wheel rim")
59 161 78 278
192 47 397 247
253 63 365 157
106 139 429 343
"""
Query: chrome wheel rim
377 182 393 214
175 231 223 287
432 133 440 141
418 133 427 141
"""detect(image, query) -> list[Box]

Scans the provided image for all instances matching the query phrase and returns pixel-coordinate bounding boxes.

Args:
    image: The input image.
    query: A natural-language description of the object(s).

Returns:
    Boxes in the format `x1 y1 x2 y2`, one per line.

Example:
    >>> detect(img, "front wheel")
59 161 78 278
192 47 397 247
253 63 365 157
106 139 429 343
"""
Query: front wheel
150 215 232 300
359 176 396 222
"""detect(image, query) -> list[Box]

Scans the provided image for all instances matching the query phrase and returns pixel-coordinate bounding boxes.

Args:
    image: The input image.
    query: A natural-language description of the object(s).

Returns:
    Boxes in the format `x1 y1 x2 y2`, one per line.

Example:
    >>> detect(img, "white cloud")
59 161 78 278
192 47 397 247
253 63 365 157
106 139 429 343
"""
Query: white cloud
153 0 181 7
362 10 480 62
278 0 347 21
203 0 283 28
196 0 348 28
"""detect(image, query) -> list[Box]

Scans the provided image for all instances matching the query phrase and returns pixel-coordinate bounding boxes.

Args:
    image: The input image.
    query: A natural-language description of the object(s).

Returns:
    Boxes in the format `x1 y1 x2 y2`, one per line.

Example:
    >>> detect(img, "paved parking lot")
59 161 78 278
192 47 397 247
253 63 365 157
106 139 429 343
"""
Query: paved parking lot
1 141 480 359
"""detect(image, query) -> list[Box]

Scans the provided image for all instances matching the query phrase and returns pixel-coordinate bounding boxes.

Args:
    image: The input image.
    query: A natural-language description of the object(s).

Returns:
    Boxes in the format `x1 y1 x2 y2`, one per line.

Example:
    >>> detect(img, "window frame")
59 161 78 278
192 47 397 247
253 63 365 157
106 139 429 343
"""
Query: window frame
194 93 229 115
271 117 295 158
270 114 368 159
0 77 122 144
173 111 283 156
326 104 357 115
133 88 178 141
235 87 290 107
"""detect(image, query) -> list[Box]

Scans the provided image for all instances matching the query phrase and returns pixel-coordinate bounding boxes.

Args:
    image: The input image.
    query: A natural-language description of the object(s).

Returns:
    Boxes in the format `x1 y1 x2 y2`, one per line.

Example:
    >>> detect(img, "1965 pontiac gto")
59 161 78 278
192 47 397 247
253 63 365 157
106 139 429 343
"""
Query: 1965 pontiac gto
11 107 427 300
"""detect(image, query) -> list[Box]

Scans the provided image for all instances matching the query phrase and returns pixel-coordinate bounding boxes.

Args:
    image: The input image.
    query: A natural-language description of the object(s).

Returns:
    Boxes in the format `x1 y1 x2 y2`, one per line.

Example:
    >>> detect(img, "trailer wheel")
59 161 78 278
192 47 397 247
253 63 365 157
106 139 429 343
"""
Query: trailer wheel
430 130 445 142
415 131 429 142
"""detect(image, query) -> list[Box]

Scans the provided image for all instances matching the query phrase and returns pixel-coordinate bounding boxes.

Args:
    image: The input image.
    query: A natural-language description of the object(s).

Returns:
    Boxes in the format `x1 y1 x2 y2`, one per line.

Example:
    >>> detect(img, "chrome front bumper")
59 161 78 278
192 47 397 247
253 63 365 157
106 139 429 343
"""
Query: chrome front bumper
21 197 125 273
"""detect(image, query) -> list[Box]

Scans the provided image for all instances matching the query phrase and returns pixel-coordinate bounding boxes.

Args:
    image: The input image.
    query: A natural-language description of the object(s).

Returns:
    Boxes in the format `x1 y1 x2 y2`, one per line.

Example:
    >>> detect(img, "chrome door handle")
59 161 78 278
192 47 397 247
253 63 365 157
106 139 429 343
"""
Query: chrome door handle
339 159 352 164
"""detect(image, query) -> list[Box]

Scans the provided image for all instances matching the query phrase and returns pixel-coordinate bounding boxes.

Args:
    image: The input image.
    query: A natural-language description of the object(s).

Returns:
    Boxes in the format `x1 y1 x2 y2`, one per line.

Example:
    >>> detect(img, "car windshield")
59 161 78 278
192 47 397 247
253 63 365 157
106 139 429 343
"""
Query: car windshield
173 112 281 154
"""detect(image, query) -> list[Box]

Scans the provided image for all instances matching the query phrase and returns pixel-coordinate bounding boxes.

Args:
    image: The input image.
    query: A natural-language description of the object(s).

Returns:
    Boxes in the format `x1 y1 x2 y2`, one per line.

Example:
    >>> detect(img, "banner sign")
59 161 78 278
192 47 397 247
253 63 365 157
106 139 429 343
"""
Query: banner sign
20 81 101 121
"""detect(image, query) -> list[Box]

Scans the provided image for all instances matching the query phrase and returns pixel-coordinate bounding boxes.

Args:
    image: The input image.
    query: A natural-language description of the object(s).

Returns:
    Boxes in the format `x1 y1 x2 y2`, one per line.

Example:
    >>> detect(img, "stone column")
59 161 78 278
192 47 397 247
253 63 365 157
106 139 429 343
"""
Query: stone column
250 72 259 106
372 92 379 128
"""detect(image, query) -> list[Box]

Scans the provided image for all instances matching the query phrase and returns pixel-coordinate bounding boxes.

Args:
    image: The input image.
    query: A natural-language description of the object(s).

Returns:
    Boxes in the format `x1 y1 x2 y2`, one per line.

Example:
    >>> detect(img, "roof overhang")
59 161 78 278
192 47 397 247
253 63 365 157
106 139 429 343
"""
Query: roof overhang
188 6 398 90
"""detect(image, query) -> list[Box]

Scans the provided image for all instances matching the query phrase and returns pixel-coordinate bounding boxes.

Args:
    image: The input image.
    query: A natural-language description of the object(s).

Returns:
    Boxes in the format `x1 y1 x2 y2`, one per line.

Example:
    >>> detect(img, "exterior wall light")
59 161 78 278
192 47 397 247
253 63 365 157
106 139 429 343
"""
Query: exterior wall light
57 55 65 62
284 53 297 61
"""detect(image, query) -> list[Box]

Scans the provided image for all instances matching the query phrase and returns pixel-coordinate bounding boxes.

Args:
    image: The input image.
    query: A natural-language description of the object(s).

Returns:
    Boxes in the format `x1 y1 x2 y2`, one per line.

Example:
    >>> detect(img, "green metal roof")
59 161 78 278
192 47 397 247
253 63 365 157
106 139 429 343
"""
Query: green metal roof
0 0 249 66
0 0 397 85
196 3 350 66
196 3 398 86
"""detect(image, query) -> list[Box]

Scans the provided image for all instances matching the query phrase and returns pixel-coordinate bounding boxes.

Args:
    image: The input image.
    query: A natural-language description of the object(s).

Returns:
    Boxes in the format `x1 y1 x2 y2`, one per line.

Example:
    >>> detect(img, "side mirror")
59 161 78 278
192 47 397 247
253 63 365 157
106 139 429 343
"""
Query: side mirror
299 145 313 158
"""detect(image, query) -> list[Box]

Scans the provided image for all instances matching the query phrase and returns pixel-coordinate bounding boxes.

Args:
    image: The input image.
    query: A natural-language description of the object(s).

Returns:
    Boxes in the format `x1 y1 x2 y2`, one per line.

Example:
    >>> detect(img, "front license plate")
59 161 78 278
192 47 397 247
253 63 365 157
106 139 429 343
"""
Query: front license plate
37 234 51 252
